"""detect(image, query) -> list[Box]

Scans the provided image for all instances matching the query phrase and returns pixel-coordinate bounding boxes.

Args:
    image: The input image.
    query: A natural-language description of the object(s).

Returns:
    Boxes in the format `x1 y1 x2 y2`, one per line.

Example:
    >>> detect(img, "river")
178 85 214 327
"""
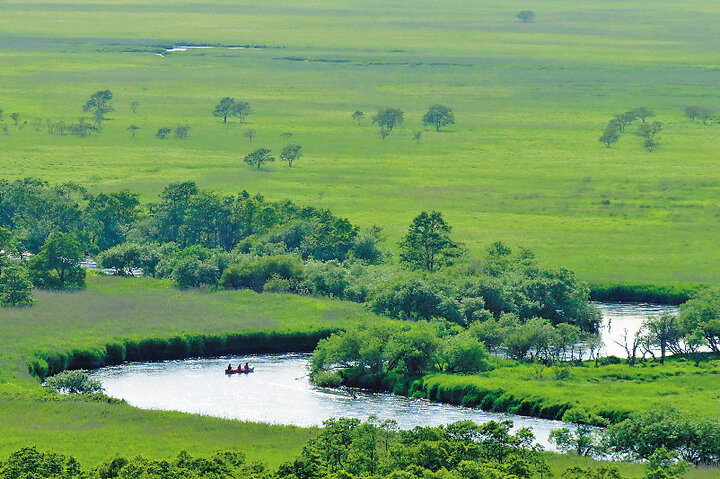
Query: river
89 302 673 449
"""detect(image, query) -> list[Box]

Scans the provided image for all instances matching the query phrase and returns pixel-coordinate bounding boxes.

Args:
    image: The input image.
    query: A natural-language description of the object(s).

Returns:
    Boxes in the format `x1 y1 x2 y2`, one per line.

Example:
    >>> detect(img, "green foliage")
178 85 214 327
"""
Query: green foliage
372 107 404 131
28 232 86 290
220 254 304 292
280 144 303 167
244 148 275 169
399 211 462 272
516 11 535 23
213 97 252 124
44 370 104 394
0 264 33 307
82 90 113 123
422 105 455 132
97 242 162 276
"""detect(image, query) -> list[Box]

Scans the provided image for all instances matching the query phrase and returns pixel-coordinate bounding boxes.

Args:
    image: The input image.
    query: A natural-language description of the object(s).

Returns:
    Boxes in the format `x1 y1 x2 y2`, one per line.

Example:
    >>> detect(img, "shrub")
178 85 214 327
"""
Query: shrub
44 370 104 394
220 254 303 292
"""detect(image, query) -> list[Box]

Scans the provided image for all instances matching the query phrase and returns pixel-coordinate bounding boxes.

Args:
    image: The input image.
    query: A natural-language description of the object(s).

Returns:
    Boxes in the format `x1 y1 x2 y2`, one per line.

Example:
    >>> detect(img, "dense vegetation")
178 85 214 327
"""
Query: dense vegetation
0 418 696 479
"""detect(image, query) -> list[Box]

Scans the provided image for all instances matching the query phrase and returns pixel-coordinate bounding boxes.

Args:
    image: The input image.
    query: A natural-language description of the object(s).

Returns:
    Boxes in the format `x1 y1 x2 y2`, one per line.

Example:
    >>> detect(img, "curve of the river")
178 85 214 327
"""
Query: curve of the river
90 302 674 450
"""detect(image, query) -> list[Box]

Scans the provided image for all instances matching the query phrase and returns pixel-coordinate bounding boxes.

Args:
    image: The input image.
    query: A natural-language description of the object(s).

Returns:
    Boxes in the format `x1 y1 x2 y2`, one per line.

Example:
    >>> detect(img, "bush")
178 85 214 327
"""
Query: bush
0 264 33 307
220 254 303 292
44 370 104 394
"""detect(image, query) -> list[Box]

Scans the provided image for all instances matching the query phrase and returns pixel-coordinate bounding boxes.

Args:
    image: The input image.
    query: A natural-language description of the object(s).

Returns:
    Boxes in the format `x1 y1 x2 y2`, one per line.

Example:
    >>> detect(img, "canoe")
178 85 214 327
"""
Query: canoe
225 367 254 375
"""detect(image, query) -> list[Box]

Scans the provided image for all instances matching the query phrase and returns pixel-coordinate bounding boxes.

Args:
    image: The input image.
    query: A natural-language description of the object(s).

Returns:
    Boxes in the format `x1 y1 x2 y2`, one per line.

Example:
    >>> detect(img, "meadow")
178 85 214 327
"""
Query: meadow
1 0 719 285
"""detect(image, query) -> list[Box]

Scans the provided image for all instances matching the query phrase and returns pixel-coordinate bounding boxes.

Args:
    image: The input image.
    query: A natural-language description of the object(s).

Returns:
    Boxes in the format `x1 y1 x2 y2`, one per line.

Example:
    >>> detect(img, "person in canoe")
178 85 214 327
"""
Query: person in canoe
242 362 251 372
225 363 234 374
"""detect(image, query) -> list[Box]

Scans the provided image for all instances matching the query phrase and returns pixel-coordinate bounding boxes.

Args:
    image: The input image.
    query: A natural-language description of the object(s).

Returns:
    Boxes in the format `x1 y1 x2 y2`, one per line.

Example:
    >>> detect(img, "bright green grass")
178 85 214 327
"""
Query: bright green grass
1 0 720 284
423 357 720 422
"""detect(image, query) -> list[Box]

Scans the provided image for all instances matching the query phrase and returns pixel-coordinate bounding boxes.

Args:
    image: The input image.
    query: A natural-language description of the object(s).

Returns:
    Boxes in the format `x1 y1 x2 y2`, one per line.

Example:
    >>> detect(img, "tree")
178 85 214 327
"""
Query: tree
643 312 679 363
0 264 33 307
645 448 690 479
280 144 303 167
156 127 171 138
352 111 364 124
599 125 620 148
243 148 275 170
684 106 701 122
631 106 654 123
130 100 139 113
516 10 535 23
28 232 86 290
399 211 463 272
213 97 252 123
422 104 455 132
635 121 663 152
413 131 422 143
82 90 114 123
372 107 404 131
10 112 19 125
126 124 140 138
244 129 256 142
213 97 236 123
174 125 191 139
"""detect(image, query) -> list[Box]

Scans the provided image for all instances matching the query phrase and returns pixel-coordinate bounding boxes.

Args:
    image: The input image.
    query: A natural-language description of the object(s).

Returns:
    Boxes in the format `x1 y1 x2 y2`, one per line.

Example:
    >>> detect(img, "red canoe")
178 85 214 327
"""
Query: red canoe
225 367 254 375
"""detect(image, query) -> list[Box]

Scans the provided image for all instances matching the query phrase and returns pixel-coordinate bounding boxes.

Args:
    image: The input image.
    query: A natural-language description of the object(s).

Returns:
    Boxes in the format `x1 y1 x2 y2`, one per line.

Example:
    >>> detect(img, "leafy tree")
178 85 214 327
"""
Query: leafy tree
130 100 139 113
413 131 422 143
599 125 620 147
0 264 33 307
635 121 662 152
213 97 252 123
352 111 364 124
174 124 191 139
126 124 140 138
98 242 161 276
28 232 86 289
399 211 462 272
631 106 654 123
684 105 702 121
372 107 404 131
516 10 535 23
82 90 114 123
245 129 256 142
44 370 103 394
10 112 19 125
148 181 199 244
213 97 235 123
422 104 455 132
645 448 690 479
156 127 171 138
280 144 303 167
244 148 275 170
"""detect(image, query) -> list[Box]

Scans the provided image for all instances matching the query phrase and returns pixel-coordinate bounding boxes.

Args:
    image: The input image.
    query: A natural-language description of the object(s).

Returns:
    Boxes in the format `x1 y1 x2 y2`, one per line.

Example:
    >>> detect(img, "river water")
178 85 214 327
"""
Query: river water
90 302 672 449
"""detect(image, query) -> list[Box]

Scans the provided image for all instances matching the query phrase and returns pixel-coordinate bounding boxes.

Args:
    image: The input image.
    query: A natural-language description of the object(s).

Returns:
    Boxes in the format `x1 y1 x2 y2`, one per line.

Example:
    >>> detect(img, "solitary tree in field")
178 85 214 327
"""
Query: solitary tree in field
413 131 422 144
243 148 275 170
684 106 701 122
130 100 140 114
373 107 404 131
214 97 236 123
126 124 140 138
599 125 620 147
175 125 191 139
631 106 654 123
516 10 535 23
156 127 171 138
10 113 19 126
281 131 293 138
280 144 303 167
232 100 252 123
83 90 114 123
399 211 463 272
422 104 455 132
244 129 256 142
352 111 364 125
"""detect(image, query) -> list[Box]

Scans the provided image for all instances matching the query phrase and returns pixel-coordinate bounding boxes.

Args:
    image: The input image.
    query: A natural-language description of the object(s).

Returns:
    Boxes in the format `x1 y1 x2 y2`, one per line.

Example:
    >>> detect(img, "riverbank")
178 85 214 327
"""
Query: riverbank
589 282 703 305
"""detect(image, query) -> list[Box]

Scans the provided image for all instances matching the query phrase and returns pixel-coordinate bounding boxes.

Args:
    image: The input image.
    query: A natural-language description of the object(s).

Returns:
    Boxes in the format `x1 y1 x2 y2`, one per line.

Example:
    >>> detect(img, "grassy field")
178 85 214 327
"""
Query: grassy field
420 357 720 424
1 0 719 284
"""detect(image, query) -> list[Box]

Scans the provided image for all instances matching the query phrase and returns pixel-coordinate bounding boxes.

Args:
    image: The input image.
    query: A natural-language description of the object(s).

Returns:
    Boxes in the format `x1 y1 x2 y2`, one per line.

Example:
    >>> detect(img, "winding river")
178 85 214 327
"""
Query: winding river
90 302 674 449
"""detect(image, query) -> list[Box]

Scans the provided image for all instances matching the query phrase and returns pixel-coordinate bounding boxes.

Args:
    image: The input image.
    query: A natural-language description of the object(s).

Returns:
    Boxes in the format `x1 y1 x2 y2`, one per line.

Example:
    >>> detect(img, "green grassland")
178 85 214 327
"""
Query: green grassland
1 0 720 284
419 358 720 424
